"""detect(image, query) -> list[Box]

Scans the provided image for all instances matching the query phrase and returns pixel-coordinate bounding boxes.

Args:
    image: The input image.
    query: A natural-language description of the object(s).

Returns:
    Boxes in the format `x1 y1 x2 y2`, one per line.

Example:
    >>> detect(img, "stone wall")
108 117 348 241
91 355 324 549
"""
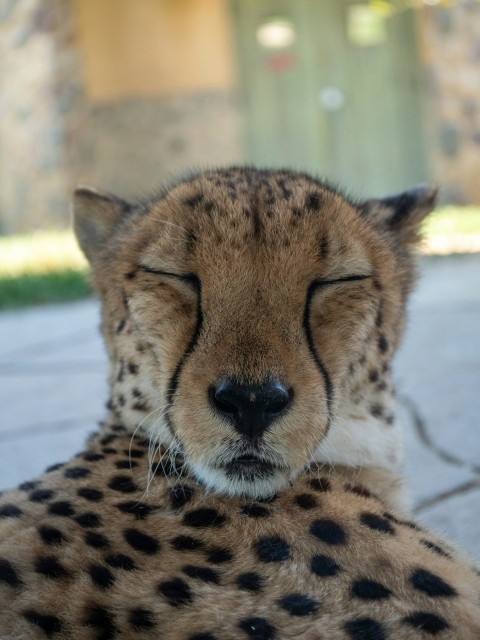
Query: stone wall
0 1 243 235
0 0 83 234
69 92 243 202
417 2 480 203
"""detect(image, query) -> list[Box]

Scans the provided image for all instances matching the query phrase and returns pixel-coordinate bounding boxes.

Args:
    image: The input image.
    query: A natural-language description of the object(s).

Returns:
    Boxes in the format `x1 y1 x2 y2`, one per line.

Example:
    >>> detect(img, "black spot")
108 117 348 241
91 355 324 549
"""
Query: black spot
255 536 291 563
403 611 449 634
105 554 136 571
45 462 64 473
344 484 373 499
369 370 379 383
311 555 341 577
116 501 153 519
35 556 70 579
294 493 317 509
115 319 126 334
278 593 319 616
108 475 138 493
158 577 194 606
370 404 384 419
23 610 62 637
48 501 75 517
171 535 203 551
238 617 276 640
360 512 395 534
127 362 138 375
121 449 142 460
206 547 233 564
185 193 204 208
189 634 216 640
128 608 155 630
0 504 23 518
74 512 102 528
125 270 136 280
410 568 457 597
83 452 105 462
19 480 39 491
306 192 323 211
420 539 452 559
89 564 115 589
310 519 347 545
0 558 22 587
319 236 329 259
345 618 386 640
378 335 389 353
182 565 220 584
241 504 270 518
100 434 117 446
170 485 194 509
183 508 226 528
132 401 148 412
64 467 91 479
116 362 125 383
351 579 392 600
85 605 117 640
384 512 422 531
115 459 138 469
124 528 159 554
309 477 331 492
85 531 110 549
236 572 263 592
186 228 198 252
38 526 66 546
77 487 104 502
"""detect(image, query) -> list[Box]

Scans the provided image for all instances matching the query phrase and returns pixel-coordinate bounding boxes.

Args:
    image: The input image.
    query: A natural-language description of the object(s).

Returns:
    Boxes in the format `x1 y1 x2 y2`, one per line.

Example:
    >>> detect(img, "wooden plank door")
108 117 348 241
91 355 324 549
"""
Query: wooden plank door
230 0 427 195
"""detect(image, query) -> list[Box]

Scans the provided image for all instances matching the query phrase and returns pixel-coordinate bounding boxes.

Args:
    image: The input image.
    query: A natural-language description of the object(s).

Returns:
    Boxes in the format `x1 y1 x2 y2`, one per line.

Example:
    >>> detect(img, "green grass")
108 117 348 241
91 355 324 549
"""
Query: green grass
0 231 91 310
1 206 479 310
0 270 91 310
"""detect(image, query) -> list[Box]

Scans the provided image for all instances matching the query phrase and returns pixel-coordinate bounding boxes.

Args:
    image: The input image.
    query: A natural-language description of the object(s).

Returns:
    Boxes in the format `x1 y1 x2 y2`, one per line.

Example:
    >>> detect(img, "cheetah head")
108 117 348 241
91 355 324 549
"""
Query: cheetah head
73 168 436 498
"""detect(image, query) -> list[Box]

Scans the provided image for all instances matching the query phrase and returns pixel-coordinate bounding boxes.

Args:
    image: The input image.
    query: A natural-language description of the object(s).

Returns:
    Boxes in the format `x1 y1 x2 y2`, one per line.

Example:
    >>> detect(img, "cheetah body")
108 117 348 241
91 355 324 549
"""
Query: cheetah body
0 429 479 639
1 167 479 638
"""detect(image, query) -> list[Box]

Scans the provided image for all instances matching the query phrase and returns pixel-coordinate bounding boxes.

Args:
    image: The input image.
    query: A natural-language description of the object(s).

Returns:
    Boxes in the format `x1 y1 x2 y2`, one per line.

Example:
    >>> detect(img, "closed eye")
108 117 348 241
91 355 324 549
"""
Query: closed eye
311 274 372 288
139 265 199 290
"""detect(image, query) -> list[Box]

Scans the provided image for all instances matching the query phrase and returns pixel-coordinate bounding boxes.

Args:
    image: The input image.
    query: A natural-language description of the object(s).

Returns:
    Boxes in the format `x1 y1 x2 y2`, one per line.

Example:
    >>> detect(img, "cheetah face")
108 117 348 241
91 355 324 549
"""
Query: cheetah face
74 168 436 498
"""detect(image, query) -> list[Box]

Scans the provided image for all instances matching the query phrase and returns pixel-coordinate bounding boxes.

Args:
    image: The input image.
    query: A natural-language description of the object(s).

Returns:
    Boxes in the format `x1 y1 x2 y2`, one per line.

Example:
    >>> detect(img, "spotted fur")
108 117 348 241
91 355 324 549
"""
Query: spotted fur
0 429 479 639
1 168 479 637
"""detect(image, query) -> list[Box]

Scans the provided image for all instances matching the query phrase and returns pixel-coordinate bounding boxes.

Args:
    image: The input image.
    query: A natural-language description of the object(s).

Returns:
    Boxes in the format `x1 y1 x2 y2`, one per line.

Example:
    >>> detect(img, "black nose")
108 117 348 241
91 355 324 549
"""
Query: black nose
210 379 293 439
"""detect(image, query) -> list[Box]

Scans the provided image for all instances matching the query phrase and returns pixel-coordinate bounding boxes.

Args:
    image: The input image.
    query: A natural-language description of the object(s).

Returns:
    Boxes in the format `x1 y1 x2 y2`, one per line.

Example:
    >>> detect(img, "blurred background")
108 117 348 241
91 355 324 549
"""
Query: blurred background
1 0 480 305
0 0 479 559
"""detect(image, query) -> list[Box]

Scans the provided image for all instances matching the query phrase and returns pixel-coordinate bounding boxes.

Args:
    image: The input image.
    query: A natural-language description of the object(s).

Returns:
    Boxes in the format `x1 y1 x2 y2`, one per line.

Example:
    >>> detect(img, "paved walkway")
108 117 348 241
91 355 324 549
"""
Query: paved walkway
1 255 479 560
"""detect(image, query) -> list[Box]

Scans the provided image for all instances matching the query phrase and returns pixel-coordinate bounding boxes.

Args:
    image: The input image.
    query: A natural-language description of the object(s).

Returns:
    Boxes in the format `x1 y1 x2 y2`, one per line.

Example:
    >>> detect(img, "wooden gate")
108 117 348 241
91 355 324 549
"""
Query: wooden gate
230 0 427 195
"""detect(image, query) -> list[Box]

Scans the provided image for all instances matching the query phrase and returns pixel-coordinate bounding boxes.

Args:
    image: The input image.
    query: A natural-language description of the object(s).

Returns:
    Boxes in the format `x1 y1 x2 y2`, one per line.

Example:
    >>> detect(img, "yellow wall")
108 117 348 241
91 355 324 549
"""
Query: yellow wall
73 0 235 102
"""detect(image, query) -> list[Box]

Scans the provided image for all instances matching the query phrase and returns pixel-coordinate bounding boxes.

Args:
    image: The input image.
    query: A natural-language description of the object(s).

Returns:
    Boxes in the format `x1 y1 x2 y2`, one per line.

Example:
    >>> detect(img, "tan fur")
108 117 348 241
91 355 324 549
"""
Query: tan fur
0 427 479 639
4 167 473 639
74 168 435 508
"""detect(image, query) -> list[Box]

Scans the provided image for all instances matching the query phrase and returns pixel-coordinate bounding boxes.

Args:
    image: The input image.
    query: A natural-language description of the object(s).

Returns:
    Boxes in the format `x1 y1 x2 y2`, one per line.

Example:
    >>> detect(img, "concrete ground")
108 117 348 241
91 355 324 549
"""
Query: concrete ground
0 254 479 561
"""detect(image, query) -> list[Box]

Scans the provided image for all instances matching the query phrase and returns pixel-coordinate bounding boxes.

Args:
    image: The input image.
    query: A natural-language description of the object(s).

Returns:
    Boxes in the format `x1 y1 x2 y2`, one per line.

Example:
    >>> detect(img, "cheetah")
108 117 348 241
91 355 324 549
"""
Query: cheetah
0 167 478 639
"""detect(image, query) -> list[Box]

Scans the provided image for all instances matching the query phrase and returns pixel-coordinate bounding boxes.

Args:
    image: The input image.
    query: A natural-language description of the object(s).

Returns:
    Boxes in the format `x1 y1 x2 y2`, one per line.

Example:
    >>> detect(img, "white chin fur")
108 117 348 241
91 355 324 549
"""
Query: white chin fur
189 461 297 499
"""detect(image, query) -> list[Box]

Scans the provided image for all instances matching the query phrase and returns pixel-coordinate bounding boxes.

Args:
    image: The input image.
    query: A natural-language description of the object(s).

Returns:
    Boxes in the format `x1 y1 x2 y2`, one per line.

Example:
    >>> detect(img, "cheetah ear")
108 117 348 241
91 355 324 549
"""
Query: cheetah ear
361 184 438 243
72 187 130 262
